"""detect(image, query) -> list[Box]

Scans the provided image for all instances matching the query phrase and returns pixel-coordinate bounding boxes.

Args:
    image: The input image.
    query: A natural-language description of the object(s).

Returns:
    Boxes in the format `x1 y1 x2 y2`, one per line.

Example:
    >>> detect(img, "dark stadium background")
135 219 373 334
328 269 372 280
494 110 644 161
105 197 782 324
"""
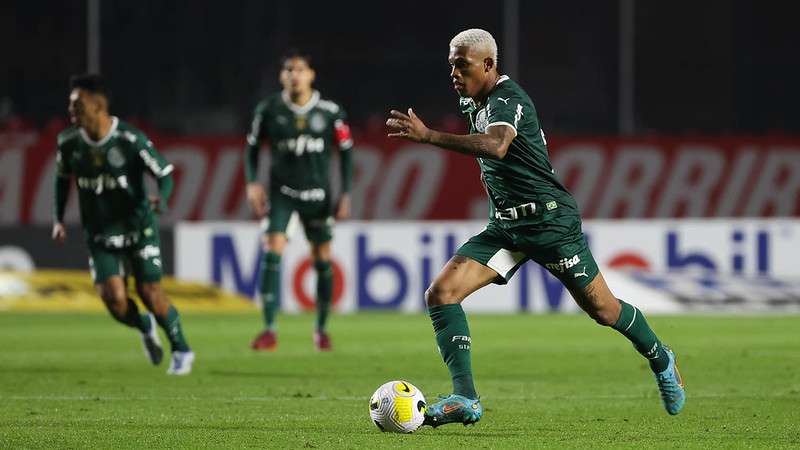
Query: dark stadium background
3 1 799 134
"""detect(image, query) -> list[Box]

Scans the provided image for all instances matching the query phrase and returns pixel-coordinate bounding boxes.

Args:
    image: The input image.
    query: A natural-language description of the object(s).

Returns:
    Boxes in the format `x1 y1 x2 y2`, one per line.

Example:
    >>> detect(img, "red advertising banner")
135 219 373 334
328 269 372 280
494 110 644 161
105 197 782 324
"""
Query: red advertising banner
2 128 799 224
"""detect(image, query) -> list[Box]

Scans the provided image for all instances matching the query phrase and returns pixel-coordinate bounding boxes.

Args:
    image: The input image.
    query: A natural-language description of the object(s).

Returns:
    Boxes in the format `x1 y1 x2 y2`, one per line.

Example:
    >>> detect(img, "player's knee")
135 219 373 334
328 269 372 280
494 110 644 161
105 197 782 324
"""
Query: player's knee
264 234 287 254
425 283 460 307
101 290 127 318
138 283 167 309
137 283 156 301
588 307 618 327
265 245 285 256
582 297 618 326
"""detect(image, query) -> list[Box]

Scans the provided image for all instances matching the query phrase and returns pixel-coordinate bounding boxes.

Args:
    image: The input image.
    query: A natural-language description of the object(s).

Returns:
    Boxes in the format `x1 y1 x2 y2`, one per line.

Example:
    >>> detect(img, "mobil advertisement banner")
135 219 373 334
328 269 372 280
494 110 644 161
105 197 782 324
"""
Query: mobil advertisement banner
175 219 800 314
3 129 800 224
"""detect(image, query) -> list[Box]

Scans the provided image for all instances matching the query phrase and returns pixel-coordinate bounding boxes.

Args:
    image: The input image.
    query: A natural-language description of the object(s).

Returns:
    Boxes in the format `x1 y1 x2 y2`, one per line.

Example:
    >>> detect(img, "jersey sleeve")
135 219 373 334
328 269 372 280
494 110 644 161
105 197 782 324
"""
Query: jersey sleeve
485 94 525 137
55 133 72 177
333 108 353 151
244 101 269 183
135 132 174 178
53 135 72 223
246 101 269 148
333 107 353 193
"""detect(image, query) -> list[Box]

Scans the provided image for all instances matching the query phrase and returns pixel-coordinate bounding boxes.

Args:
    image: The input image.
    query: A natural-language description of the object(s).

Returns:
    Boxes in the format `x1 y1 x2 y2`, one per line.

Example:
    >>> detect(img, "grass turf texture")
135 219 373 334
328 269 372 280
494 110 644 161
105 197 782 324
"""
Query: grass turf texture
0 312 798 449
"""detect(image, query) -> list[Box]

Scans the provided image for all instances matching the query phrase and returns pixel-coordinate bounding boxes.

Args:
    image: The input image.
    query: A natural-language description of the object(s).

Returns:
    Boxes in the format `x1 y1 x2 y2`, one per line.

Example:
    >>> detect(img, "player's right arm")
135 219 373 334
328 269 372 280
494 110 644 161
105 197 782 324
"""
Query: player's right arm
244 101 269 218
52 142 71 243
387 108 515 160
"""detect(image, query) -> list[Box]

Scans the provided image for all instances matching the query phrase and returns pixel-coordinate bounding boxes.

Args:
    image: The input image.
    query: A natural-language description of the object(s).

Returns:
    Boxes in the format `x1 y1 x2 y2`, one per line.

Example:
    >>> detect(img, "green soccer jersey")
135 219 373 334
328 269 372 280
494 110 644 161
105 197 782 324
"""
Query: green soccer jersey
460 75 579 227
55 117 173 247
244 90 353 196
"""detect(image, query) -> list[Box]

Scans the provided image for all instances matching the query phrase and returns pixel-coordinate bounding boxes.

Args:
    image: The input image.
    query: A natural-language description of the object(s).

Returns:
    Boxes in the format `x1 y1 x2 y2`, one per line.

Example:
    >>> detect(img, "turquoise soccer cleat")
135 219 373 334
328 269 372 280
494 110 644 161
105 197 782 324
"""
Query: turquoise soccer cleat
655 346 686 415
423 394 483 427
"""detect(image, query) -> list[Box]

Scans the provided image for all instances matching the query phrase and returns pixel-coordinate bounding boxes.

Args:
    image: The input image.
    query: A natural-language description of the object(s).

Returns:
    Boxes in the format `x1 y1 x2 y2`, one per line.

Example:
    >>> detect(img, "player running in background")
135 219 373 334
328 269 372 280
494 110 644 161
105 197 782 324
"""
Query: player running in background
244 51 353 351
52 74 194 375
387 29 685 427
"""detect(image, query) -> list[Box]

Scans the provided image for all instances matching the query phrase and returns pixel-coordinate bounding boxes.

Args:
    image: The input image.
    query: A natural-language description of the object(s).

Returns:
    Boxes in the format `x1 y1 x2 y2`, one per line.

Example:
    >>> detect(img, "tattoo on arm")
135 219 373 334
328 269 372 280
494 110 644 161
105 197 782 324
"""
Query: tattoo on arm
427 126 514 160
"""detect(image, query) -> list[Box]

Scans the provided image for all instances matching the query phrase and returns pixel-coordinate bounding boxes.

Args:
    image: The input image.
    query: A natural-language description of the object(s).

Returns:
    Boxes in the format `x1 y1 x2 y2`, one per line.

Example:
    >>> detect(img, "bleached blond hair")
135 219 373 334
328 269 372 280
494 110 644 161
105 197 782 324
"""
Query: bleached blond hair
449 28 498 65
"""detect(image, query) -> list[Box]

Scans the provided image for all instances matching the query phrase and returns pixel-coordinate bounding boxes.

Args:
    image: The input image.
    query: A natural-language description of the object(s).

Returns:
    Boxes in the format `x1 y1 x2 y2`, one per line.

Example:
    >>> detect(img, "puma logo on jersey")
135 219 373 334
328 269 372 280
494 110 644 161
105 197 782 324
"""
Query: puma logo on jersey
497 97 509 104
574 266 588 278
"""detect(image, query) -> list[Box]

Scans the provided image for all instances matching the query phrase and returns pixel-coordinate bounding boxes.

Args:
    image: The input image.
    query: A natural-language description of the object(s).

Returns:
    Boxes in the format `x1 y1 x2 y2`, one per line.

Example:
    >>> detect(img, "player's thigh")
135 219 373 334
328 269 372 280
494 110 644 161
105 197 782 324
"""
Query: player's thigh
128 234 163 284
426 256 501 305
310 240 332 262
266 190 294 238
518 217 617 320
427 225 525 305
519 216 599 291
135 280 170 315
95 275 128 314
262 233 288 254
455 224 528 286
89 245 125 286
528 237 599 291
299 201 333 246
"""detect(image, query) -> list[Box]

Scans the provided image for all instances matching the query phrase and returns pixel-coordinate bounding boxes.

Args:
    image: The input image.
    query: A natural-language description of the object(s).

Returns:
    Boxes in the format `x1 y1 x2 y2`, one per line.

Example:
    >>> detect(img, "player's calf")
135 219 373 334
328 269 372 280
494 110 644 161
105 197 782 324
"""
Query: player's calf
568 275 620 326
140 313 164 365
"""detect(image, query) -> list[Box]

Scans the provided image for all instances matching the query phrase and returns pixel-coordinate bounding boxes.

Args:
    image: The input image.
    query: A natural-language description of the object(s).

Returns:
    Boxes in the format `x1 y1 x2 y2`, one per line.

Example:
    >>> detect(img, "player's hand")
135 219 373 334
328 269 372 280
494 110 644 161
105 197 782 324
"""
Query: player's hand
246 182 268 219
148 195 163 214
386 108 432 143
52 222 67 243
335 194 351 220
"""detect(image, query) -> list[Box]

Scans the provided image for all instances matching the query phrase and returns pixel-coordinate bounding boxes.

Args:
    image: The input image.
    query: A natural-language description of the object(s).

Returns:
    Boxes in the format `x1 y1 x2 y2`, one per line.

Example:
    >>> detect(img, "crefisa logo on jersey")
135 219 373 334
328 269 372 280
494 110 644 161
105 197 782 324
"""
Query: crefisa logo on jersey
107 147 125 168
309 113 326 133
545 255 581 273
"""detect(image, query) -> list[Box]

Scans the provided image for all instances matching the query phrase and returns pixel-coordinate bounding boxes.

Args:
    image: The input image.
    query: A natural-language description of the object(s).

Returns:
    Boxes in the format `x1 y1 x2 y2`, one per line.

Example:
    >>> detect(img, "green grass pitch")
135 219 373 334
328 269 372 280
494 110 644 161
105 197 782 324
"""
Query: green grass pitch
1 312 798 449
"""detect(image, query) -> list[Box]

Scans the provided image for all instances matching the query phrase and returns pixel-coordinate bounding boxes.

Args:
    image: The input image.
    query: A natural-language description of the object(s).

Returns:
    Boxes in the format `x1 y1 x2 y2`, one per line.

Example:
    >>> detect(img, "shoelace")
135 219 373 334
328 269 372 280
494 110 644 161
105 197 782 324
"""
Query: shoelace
656 371 679 400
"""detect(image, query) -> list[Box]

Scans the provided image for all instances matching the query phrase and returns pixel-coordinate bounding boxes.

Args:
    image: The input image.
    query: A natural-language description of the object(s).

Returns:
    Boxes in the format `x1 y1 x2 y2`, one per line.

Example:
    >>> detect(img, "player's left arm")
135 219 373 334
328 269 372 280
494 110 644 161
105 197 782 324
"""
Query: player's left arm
334 109 354 220
386 108 515 160
52 144 71 242
137 135 175 214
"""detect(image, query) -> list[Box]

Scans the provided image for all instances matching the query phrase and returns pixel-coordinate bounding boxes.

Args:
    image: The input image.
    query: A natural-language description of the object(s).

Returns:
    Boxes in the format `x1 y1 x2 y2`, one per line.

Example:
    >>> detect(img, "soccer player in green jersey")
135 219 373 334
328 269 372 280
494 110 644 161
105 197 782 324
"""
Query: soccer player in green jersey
387 29 685 427
244 52 353 351
52 74 194 375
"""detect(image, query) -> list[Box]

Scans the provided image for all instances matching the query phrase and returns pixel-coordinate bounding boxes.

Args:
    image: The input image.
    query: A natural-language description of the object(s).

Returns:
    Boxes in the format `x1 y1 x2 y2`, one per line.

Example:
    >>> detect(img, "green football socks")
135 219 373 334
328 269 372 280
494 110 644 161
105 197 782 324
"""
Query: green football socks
259 251 281 330
315 260 333 332
612 299 669 373
155 305 190 352
429 304 478 399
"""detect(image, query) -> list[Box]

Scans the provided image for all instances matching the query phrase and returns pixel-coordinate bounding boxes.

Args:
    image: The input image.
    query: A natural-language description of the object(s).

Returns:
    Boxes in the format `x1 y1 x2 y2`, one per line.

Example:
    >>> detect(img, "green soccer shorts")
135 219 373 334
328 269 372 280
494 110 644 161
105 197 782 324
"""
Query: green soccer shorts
456 215 599 290
88 226 163 284
267 186 333 244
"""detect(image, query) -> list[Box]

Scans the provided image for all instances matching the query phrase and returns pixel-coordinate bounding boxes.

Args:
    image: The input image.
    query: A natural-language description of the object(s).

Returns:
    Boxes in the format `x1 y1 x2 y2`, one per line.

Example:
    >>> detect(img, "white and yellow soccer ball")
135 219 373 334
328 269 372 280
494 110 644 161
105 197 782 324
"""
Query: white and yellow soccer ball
369 380 427 433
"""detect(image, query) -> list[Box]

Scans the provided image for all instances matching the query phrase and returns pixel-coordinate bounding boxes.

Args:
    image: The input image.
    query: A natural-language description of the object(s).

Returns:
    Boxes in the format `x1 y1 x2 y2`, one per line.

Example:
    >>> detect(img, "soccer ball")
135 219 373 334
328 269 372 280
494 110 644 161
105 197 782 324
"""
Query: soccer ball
369 380 427 433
